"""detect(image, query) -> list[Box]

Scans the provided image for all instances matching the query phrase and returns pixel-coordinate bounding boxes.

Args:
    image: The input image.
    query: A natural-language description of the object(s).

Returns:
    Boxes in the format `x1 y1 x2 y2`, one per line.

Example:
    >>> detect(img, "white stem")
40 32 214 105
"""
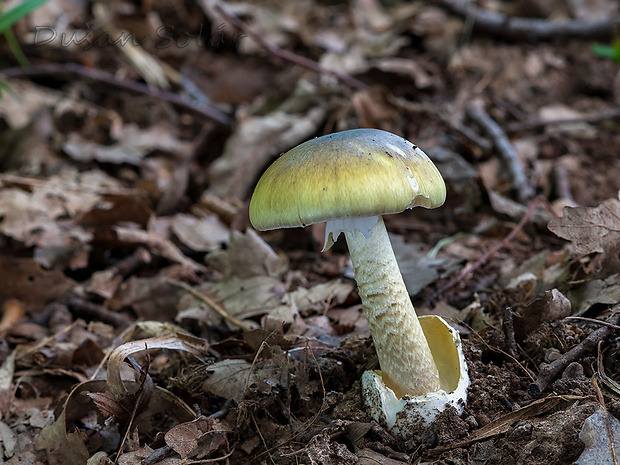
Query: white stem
345 216 441 398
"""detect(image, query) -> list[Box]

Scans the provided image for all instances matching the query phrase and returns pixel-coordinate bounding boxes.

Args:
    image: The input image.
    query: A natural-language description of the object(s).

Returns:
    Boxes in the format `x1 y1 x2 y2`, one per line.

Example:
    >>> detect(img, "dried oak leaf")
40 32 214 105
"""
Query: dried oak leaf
548 198 620 255
165 417 230 460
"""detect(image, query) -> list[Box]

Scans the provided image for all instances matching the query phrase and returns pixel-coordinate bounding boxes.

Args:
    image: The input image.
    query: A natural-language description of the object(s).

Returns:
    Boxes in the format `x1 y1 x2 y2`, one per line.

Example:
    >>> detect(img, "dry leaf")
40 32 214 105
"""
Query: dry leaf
0 258 74 311
206 95 326 201
0 351 16 417
165 416 230 460
358 449 408 465
170 213 230 252
513 289 571 341
206 229 287 279
0 299 25 338
548 198 620 255
390 234 452 296
538 104 597 138
288 280 354 313
107 332 210 399
109 227 207 273
36 409 89 465
568 275 620 314
202 359 252 403
202 358 288 403
575 408 620 465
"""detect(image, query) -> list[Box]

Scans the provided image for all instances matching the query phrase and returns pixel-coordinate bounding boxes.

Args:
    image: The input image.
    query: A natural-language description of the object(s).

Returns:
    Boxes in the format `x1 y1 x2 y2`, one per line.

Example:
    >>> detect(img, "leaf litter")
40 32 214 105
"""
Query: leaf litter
1 0 620 464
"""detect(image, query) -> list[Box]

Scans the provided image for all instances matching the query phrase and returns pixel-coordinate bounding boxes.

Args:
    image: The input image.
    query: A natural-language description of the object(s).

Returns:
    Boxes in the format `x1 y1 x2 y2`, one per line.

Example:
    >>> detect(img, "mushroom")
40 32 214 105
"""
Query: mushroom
249 128 468 437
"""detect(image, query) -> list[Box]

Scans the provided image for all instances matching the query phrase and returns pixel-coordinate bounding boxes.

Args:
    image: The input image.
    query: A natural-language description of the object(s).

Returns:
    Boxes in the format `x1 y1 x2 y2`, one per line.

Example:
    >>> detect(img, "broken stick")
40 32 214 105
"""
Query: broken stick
528 309 620 397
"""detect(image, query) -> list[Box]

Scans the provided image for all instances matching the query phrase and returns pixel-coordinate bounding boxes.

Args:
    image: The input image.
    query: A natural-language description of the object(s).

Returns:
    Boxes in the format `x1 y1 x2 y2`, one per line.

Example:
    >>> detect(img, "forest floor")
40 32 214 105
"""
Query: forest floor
1 0 620 464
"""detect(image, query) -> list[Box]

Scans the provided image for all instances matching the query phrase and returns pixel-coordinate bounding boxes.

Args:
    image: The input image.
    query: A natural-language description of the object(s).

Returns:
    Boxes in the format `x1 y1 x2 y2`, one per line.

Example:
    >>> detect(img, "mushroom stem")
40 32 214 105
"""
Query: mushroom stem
345 216 441 398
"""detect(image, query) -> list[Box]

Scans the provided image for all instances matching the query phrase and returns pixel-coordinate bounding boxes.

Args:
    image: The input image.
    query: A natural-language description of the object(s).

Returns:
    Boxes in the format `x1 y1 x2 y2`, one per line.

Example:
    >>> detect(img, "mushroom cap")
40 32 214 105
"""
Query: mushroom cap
249 128 446 231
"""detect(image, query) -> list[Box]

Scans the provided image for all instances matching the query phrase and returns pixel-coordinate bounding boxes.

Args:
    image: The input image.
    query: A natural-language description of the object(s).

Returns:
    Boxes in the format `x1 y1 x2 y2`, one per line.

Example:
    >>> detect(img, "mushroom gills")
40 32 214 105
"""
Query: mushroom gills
323 215 379 251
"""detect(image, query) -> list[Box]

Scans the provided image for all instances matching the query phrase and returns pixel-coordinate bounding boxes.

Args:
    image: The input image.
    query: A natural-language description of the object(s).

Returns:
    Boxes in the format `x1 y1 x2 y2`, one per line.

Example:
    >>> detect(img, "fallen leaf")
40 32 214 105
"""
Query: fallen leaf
107 332 211 399
199 275 286 323
373 57 434 88
0 258 74 311
202 359 252 403
0 420 16 459
538 104 598 138
575 407 620 465
36 408 89 465
390 234 452 296
568 275 620 315
106 226 207 273
0 350 16 422
170 213 230 252
426 146 478 193
513 289 571 341
0 79 64 130
206 229 287 279
288 280 355 313
357 449 408 465
165 416 230 460
202 358 288 403
111 276 182 321
548 198 620 255
0 299 25 338
206 92 326 201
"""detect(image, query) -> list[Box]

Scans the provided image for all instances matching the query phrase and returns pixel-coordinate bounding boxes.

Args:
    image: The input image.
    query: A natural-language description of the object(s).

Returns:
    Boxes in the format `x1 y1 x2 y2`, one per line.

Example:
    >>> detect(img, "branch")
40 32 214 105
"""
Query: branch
440 0 618 41
433 195 555 298
466 100 535 203
1 63 232 126
528 309 620 397
211 1 369 91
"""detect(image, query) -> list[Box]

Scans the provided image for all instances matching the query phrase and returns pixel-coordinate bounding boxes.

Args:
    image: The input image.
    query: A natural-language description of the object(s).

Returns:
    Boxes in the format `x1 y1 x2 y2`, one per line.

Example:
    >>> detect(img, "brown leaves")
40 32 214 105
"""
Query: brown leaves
548 198 620 255
0 259 74 311
547 198 620 312
165 416 231 460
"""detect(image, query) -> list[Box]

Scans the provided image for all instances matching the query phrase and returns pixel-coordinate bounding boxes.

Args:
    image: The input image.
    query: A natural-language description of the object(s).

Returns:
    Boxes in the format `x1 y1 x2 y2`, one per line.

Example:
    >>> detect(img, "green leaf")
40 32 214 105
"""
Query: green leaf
0 0 51 34
0 80 18 100
591 43 620 63
4 28 29 66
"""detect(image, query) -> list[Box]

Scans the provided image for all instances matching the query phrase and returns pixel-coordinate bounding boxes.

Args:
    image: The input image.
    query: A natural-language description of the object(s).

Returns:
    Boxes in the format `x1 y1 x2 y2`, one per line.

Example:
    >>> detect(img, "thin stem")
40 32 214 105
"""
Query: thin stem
345 216 441 398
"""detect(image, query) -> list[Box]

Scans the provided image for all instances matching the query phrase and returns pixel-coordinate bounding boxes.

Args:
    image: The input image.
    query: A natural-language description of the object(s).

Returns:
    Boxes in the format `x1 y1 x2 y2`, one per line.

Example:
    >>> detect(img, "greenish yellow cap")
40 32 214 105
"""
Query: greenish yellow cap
249 128 446 231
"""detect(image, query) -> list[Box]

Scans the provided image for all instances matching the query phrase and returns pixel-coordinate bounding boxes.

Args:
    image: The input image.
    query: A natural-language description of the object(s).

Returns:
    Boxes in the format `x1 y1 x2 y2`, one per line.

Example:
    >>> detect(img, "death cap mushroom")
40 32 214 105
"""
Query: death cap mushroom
249 128 446 247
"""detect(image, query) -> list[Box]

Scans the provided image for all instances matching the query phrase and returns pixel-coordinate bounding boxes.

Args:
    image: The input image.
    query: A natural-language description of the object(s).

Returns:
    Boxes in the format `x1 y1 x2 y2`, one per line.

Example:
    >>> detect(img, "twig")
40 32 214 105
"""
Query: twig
165 279 251 332
1 63 232 126
434 195 551 298
115 355 153 465
211 1 368 91
596 340 620 395
440 0 619 41
503 307 518 358
16 319 85 361
528 309 620 397
143 446 171 465
388 95 492 151
554 160 574 202
63 292 132 328
466 100 535 203
243 340 327 464
462 320 535 382
567 316 620 331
